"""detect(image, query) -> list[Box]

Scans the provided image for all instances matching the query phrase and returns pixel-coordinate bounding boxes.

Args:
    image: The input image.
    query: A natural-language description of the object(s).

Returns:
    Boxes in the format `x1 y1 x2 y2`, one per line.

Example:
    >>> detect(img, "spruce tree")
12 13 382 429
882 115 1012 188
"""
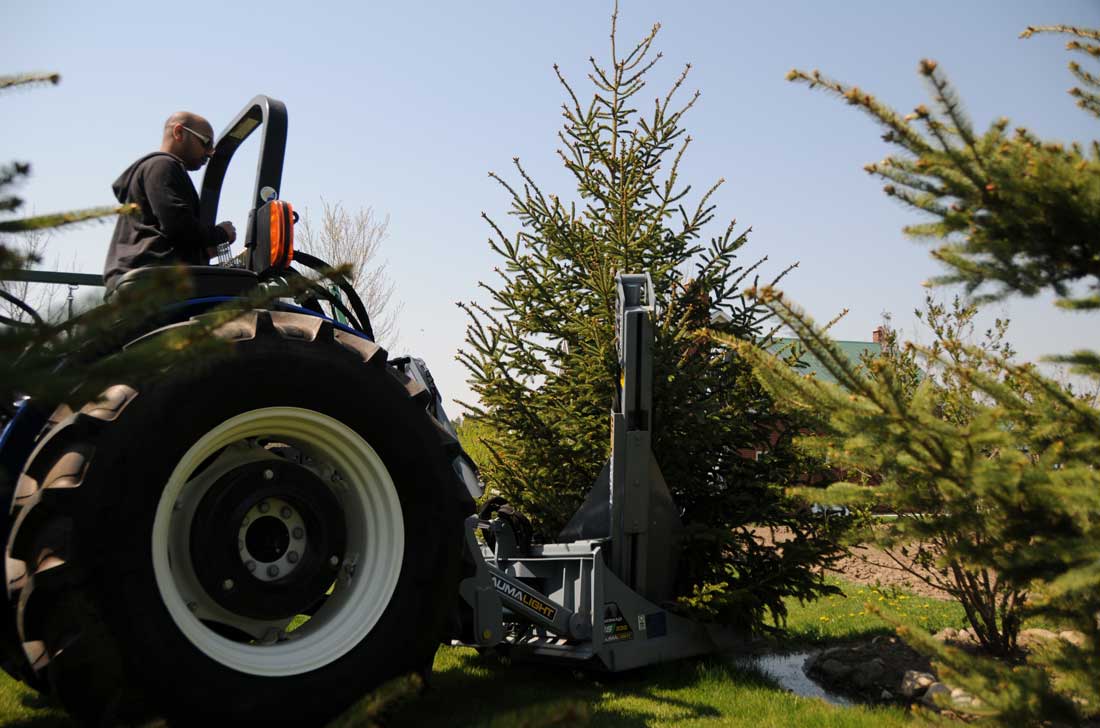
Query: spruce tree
730 25 1099 723
460 7 846 628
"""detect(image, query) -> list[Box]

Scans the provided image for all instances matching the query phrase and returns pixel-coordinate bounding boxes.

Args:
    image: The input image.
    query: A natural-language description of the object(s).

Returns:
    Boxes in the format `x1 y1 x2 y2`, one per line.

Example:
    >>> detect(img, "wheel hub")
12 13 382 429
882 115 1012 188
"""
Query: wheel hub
239 497 307 581
189 458 345 620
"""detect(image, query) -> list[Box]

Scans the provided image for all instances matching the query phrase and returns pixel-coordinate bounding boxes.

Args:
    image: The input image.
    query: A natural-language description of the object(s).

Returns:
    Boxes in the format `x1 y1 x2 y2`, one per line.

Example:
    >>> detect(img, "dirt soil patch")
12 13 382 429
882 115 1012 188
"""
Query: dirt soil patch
828 543 945 600
750 525 947 599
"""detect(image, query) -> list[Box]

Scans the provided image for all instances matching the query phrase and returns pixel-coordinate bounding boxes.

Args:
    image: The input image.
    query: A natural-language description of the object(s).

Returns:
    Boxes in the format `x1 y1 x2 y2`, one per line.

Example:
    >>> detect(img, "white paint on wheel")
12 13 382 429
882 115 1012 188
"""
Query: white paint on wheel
151 407 404 677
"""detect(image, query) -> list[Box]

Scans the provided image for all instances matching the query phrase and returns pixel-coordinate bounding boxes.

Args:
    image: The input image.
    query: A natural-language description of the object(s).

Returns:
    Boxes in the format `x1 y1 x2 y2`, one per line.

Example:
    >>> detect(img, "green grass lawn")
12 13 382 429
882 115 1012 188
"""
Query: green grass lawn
782 577 968 644
347 647 917 728
1 578 959 727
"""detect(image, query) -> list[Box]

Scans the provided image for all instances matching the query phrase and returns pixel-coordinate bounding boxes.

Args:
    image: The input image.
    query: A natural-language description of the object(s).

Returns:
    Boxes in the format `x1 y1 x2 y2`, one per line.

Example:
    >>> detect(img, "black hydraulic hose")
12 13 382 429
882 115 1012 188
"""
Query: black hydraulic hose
0 289 44 327
289 270 365 332
291 251 375 341
276 267 337 319
259 263 368 335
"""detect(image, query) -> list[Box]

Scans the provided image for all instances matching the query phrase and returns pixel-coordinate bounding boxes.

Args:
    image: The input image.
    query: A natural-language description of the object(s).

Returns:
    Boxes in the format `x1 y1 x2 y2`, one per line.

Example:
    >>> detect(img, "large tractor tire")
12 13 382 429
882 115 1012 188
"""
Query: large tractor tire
4 310 471 725
1 405 50 689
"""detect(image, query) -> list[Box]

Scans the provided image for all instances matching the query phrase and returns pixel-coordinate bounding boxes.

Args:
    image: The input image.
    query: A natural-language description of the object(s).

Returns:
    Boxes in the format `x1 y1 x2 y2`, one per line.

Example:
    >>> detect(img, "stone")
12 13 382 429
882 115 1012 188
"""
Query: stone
950 687 981 709
934 627 958 642
900 670 937 698
880 689 894 701
1019 628 1060 650
1021 628 1058 641
1060 630 1086 648
818 658 852 681
921 682 950 709
852 658 886 688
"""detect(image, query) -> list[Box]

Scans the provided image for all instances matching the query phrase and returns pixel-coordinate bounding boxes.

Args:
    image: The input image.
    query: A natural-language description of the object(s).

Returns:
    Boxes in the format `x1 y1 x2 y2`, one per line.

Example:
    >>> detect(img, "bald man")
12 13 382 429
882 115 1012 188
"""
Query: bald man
103 111 237 291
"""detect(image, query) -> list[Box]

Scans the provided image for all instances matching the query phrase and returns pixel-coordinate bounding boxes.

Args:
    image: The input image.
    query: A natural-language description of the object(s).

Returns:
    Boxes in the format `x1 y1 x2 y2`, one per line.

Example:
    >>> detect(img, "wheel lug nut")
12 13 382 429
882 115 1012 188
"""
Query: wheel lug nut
258 501 270 514
287 551 299 564
222 579 235 591
267 565 280 578
246 560 257 573
292 527 304 540
280 506 292 519
263 469 275 481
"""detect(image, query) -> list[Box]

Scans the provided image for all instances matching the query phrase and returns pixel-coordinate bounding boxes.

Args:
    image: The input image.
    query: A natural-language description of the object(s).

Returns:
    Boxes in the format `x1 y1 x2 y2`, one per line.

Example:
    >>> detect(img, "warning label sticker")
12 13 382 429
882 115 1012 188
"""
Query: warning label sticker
602 602 634 642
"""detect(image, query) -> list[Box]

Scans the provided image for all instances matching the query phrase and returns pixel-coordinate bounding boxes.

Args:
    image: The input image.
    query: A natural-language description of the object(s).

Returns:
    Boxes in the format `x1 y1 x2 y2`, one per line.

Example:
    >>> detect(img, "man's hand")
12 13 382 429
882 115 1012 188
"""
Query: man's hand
218 221 237 243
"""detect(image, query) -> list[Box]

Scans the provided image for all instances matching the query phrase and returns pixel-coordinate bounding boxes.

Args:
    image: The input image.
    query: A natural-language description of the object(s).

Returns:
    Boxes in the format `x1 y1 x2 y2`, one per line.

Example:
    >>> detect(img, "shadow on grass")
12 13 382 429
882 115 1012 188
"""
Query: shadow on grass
782 624 896 647
383 649 780 728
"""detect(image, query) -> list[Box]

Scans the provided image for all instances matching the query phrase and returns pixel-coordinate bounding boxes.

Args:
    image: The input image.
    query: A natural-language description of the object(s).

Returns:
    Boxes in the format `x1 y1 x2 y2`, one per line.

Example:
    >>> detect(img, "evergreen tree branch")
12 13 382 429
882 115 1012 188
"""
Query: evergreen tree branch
0 72 60 92
0 203 138 233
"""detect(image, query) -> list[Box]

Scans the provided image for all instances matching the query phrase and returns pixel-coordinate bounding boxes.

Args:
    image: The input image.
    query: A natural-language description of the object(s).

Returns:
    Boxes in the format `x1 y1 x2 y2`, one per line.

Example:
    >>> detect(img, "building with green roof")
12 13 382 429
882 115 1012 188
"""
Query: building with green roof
768 329 885 385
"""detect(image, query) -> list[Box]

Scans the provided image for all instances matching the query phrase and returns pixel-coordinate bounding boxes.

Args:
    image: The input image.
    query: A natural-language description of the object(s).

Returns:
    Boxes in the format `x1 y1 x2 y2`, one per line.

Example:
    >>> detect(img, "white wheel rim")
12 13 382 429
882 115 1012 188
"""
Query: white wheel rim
151 407 404 676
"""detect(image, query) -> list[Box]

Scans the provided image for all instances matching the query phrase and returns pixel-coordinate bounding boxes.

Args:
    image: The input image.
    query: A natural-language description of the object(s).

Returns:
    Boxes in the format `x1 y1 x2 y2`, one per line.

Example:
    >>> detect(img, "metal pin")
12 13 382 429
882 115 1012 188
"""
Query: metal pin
263 469 275 481
222 579 234 591
280 506 292 519
267 565 280 578
287 551 299 564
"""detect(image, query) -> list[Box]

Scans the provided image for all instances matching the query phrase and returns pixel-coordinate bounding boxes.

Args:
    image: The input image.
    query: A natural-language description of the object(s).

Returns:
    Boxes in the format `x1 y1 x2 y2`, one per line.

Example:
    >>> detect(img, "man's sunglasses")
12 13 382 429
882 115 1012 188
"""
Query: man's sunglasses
181 125 214 151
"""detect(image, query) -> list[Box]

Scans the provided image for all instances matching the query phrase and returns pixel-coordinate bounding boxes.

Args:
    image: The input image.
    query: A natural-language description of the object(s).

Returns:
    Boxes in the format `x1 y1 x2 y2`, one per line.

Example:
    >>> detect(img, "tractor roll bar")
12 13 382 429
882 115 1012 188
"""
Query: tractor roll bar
198 94 288 252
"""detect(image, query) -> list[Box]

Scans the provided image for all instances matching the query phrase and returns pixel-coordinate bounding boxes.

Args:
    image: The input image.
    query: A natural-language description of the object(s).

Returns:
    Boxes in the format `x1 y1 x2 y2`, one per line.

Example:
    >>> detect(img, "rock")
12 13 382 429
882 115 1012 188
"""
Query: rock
821 646 847 660
1019 628 1060 650
900 670 937 698
1059 630 1086 648
852 658 886 688
1020 628 1058 641
818 658 852 681
921 682 950 709
880 689 894 701
950 686 981 709
934 627 958 642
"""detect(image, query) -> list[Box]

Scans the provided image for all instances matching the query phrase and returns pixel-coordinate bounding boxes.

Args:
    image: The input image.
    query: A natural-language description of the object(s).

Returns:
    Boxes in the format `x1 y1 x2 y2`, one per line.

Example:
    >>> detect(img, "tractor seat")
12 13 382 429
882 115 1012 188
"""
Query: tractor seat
108 265 259 301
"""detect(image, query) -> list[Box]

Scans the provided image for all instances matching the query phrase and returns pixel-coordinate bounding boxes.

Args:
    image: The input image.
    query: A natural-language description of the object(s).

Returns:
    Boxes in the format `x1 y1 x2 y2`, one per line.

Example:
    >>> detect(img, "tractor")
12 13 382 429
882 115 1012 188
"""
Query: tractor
0 96 732 725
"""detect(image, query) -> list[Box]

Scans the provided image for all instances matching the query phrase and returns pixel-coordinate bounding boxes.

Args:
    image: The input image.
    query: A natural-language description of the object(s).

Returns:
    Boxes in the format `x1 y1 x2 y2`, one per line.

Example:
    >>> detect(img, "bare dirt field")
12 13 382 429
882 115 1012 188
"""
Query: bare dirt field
749 525 948 599
828 544 946 600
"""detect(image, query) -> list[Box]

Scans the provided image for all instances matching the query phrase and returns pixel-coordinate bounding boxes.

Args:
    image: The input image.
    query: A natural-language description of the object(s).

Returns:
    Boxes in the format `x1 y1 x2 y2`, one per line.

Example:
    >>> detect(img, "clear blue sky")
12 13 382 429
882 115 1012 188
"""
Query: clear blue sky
4 0 1099 411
